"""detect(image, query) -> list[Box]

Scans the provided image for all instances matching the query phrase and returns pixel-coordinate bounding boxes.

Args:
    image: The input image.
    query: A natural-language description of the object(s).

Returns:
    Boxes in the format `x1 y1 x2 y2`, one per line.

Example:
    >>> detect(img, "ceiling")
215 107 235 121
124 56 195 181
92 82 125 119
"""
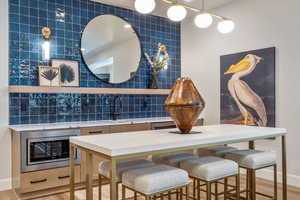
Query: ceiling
92 0 235 17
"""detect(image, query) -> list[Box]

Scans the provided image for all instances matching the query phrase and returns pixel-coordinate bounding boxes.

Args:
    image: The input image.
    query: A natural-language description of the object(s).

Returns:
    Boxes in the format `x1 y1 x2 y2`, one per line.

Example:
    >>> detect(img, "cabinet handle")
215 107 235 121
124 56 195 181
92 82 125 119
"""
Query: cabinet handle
58 175 70 179
89 130 104 134
154 125 177 130
30 178 47 184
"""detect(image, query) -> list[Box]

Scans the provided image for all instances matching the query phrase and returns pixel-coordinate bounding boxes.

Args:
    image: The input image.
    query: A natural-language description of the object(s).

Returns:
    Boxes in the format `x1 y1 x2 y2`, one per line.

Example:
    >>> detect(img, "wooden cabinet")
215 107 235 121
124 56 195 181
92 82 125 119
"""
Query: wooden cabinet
20 166 80 193
110 123 151 133
12 118 204 199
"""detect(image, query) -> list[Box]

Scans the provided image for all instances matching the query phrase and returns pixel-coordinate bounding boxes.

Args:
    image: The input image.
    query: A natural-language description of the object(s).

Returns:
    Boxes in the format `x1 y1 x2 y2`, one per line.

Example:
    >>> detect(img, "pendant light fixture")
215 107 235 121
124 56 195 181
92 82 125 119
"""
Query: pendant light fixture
134 0 156 14
194 0 213 28
167 4 187 22
217 19 235 34
134 0 234 34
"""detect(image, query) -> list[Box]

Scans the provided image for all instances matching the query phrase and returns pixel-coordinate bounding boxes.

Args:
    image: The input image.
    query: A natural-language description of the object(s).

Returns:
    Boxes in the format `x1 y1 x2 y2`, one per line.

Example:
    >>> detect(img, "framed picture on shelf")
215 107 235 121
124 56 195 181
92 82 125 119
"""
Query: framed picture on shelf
38 66 60 87
51 59 80 87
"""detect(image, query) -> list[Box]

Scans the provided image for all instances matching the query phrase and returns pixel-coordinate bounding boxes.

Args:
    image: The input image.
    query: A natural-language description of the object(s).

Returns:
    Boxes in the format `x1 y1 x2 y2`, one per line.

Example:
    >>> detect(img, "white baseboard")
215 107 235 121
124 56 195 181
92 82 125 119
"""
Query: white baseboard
256 169 300 188
0 177 11 191
240 168 300 188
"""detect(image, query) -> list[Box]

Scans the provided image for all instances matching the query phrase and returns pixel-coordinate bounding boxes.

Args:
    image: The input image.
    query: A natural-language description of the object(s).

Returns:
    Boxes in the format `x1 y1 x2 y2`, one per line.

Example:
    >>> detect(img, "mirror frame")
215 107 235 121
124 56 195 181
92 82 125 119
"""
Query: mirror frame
80 14 143 85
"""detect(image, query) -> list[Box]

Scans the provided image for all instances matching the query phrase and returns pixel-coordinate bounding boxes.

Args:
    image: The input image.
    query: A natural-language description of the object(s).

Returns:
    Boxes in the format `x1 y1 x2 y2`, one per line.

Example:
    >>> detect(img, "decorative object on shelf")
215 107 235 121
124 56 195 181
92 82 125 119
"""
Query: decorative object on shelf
38 66 60 87
220 47 275 127
165 77 205 134
51 59 79 87
41 27 51 60
134 0 234 33
145 43 169 89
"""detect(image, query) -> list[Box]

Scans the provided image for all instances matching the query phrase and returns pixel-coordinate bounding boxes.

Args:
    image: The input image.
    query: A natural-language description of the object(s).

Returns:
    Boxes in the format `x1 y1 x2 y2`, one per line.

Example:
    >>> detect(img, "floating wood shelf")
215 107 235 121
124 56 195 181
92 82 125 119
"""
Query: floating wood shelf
8 86 171 95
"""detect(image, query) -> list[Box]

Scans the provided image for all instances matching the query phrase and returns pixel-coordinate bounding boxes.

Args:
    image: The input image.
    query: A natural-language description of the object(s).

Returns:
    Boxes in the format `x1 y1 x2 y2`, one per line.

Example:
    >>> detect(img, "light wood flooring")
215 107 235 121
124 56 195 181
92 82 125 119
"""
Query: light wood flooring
1 176 299 200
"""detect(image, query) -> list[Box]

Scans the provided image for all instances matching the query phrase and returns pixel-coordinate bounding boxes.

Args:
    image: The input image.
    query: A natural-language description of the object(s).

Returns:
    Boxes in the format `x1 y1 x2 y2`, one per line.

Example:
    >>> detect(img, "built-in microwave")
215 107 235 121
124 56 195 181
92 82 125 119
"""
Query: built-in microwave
21 129 80 172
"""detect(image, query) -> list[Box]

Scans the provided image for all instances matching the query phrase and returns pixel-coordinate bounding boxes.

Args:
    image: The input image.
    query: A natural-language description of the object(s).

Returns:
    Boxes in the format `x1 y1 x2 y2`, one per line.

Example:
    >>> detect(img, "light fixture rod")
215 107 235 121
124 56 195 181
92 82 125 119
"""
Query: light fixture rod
159 0 230 20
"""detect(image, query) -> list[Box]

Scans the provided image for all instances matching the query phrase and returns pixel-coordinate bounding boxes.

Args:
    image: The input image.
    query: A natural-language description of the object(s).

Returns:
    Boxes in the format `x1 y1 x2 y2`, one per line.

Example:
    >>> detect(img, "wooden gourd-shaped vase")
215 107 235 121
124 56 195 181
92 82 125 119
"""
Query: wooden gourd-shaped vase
165 77 205 134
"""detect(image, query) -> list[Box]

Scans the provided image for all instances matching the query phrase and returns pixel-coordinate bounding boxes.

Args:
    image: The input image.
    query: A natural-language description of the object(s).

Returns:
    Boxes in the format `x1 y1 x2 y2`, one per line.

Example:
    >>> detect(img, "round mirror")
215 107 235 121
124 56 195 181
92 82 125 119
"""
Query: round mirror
81 15 141 84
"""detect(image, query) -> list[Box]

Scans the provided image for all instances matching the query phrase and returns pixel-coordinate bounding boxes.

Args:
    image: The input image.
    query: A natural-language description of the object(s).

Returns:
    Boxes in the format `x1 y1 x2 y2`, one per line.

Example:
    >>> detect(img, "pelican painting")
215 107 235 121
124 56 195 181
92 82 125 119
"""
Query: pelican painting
220 48 276 127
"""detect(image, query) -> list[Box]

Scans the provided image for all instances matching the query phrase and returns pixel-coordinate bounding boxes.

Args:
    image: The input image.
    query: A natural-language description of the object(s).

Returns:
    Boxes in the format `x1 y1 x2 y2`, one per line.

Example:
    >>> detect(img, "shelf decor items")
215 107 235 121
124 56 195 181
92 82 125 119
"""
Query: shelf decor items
165 77 205 134
38 66 60 87
145 43 169 89
51 59 80 87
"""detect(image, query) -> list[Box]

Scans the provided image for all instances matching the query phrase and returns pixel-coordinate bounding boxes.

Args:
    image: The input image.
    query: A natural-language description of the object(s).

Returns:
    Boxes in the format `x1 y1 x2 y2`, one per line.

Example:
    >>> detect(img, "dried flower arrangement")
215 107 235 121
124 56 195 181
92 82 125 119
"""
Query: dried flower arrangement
145 43 169 88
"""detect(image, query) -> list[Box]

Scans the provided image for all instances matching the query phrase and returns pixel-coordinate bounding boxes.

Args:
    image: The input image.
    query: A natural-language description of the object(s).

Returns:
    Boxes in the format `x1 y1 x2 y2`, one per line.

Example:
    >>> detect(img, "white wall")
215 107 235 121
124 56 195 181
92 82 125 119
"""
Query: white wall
182 0 300 187
0 0 11 191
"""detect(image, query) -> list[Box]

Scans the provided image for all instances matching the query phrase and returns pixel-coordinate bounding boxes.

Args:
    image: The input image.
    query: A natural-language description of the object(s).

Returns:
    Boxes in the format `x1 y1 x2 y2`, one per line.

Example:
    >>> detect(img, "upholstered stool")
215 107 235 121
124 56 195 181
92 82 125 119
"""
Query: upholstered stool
98 159 154 200
122 164 189 200
198 146 237 158
225 150 277 200
152 152 198 167
180 156 240 200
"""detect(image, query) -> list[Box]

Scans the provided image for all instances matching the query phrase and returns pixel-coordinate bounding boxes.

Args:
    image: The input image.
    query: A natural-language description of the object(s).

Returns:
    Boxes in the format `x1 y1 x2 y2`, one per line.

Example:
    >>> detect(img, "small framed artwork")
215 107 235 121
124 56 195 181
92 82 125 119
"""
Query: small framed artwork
51 59 80 87
38 66 60 87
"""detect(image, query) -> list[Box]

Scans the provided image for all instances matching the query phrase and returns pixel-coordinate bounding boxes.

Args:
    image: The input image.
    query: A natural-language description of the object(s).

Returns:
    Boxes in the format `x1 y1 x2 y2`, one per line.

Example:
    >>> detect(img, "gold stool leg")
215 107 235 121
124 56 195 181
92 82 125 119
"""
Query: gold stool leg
122 185 126 200
215 182 218 200
134 192 138 200
236 172 240 200
274 165 278 200
186 185 189 200
180 188 183 200
246 170 249 200
99 175 102 200
224 178 228 200
168 191 171 200
197 179 201 200
206 182 211 200
193 178 197 199
250 169 256 200
161 193 164 200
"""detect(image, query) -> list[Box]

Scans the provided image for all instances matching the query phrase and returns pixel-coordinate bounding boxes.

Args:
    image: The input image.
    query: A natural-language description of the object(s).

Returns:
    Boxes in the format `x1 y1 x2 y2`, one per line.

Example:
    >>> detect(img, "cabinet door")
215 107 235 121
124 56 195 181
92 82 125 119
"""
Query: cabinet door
20 166 80 193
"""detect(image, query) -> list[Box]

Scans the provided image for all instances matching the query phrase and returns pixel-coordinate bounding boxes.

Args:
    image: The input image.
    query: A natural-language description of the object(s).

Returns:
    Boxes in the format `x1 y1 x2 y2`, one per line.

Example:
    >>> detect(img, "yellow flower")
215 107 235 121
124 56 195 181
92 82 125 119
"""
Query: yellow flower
159 45 167 52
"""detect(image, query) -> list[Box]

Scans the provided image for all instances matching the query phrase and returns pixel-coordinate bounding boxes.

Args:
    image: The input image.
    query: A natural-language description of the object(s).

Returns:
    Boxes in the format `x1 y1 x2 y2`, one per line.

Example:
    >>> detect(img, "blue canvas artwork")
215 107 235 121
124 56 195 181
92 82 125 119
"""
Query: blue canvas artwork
220 47 276 127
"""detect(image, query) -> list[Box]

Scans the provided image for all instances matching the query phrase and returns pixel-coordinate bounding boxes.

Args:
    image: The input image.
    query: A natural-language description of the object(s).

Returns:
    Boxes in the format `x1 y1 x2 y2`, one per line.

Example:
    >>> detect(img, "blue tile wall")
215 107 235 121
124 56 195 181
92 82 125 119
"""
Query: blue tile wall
8 0 181 125
9 93 168 125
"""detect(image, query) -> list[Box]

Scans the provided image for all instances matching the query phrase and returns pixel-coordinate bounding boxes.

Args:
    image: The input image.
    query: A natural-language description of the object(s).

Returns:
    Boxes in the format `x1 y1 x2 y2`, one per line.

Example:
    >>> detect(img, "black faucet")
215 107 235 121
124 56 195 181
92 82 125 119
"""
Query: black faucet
109 96 122 120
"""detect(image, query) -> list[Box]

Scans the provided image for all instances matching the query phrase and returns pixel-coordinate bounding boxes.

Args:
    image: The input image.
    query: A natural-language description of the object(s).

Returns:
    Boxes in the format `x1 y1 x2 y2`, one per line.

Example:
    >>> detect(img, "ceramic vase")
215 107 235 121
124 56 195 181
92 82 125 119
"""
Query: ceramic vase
165 77 205 134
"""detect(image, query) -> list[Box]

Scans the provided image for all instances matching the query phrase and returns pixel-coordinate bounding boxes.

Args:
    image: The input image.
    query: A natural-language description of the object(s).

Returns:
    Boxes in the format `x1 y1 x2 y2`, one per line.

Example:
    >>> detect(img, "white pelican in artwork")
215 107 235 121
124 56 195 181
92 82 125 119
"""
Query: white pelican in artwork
224 54 267 126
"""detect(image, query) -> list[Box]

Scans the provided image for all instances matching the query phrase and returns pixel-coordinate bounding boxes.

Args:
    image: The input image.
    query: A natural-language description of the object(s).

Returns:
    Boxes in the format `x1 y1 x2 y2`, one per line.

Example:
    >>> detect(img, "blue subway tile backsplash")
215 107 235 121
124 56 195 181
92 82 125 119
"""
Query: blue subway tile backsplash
9 93 168 125
9 0 180 125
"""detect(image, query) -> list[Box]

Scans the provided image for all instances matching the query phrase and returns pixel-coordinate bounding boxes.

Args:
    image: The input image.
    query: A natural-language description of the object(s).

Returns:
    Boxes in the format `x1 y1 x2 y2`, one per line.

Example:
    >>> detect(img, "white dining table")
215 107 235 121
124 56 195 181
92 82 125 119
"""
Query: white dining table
69 124 287 200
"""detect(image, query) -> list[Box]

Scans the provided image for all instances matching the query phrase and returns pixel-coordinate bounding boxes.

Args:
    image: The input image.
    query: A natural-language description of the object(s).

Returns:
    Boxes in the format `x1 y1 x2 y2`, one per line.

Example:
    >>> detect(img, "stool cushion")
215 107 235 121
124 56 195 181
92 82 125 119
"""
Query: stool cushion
122 164 189 195
224 150 277 169
198 146 237 157
180 156 238 181
99 159 154 181
152 152 198 167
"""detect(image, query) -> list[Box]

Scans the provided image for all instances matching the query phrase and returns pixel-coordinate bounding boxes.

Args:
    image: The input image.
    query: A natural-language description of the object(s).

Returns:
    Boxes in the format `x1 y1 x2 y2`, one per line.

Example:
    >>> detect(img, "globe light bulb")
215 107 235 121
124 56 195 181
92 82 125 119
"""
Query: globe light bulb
167 5 187 22
134 0 156 14
217 20 235 34
194 13 213 28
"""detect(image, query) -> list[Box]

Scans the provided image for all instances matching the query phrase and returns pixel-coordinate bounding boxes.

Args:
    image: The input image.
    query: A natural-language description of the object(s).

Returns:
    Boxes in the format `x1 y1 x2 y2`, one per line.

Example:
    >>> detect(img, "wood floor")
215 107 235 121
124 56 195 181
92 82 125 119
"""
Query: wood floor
1 176 299 200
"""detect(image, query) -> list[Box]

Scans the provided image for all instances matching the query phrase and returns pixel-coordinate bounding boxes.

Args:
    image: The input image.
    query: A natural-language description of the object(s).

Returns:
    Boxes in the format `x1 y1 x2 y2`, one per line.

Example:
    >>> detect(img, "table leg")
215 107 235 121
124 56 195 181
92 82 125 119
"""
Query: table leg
248 141 255 200
281 136 287 200
70 144 75 200
86 152 94 200
110 159 118 200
